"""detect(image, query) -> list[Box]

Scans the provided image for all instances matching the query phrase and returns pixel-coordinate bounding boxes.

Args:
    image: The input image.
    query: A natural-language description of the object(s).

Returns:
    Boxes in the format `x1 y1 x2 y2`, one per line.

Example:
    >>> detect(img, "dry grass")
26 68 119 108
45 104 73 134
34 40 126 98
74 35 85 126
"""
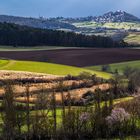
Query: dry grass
0 70 60 80
15 84 110 103
0 70 110 104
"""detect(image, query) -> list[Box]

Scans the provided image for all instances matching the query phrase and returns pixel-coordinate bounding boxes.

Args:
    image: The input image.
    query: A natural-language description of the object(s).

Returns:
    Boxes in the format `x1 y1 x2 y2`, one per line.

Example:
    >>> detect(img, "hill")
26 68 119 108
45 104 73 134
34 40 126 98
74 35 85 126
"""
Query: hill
0 59 111 78
94 10 140 23
86 60 140 74
124 32 140 45
0 22 125 47
0 12 139 46
0 11 140 46
51 10 140 23
0 11 139 30
0 15 75 30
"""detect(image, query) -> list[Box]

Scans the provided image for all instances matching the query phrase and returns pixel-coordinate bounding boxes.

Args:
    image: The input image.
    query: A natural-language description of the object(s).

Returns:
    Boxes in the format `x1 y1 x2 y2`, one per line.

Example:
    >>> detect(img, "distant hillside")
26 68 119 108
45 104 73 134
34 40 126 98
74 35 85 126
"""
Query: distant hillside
56 11 140 23
0 11 139 31
0 22 126 47
0 15 76 30
0 11 138 46
93 11 140 23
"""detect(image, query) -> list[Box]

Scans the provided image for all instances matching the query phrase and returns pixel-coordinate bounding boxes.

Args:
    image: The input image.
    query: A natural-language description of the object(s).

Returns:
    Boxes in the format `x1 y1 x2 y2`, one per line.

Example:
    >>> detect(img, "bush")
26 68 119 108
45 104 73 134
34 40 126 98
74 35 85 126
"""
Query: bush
102 65 111 73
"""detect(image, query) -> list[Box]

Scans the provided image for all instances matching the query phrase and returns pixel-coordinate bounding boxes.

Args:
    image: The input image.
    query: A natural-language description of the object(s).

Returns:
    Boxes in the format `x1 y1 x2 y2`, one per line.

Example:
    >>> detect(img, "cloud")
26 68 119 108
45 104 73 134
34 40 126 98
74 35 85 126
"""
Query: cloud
0 0 140 17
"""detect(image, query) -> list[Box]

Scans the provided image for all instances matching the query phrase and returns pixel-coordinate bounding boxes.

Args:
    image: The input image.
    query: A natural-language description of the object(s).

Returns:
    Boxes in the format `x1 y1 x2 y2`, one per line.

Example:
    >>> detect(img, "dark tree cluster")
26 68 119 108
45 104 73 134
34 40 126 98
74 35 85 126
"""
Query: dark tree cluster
0 22 127 47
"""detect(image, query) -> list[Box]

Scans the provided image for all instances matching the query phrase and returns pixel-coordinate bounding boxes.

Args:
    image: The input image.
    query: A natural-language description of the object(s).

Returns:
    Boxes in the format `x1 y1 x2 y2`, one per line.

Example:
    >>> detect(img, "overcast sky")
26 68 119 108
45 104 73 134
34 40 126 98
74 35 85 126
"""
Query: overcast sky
0 0 140 18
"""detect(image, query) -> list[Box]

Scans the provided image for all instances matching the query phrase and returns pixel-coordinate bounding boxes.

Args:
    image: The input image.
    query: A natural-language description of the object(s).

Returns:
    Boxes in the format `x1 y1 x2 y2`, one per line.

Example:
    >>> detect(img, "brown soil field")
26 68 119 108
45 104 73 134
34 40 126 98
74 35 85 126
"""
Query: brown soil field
0 48 140 67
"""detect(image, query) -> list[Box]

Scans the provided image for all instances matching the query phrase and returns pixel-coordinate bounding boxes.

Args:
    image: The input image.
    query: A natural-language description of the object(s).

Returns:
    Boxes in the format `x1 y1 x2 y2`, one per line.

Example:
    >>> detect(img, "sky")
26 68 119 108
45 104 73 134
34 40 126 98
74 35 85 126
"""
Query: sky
0 0 140 18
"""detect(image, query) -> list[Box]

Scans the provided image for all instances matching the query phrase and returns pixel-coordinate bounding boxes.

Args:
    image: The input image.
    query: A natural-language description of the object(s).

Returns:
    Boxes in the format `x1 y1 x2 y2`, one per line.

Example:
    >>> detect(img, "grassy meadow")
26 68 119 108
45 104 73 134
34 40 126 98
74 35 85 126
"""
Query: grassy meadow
103 22 140 30
124 32 140 45
86 60 140 73
73 21 140 44
74 21 140 30
0 59 111 78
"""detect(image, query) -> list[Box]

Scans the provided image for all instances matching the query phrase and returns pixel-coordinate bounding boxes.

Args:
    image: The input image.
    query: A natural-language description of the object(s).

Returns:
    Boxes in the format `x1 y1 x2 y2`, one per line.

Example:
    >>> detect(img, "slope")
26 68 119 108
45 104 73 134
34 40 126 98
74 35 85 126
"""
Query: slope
0 59 111 79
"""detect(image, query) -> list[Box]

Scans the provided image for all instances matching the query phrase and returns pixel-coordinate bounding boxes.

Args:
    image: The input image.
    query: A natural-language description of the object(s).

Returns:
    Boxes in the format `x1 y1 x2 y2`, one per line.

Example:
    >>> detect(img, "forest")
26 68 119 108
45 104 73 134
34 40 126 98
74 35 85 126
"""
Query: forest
0 22 127 47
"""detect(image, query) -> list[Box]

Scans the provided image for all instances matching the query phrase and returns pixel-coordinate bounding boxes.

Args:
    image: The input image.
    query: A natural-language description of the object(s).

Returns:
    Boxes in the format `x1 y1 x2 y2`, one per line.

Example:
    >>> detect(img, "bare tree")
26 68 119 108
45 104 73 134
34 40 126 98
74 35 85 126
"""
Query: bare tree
32 84 52 138
1 81 17 140
25 83 31 140
51 90 57 138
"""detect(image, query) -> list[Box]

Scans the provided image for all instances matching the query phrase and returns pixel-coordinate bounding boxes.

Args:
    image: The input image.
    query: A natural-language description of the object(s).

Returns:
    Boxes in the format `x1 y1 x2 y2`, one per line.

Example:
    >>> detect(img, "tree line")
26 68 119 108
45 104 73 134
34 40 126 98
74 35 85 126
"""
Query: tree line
0 22 128 47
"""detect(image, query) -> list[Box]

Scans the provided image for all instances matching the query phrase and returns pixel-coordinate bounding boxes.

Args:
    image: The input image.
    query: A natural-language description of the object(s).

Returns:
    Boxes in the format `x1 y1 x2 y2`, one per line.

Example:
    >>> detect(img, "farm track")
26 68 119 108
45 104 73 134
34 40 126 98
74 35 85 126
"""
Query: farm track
0 48 140 67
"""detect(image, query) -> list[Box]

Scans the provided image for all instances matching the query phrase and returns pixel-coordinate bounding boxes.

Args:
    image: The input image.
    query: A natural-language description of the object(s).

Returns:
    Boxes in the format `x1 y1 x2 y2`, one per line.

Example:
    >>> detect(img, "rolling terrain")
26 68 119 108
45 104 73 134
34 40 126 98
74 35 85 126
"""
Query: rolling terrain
0 59 111 78
124 32 140 45
0 14 75 30
0 67 110 105
74 22 140 30
0 1 140 138
0 48 139 67
74 21 140 43
1 11 140 45
86 60 140 73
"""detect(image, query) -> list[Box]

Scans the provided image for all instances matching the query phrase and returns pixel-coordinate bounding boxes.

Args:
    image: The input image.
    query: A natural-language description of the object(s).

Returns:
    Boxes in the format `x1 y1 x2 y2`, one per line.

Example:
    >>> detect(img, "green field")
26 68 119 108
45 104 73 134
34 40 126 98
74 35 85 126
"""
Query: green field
73 22 103 28
103 22 140 30
86 60 140 74
0 59 111 78
73 21 140 30
73 21 140 44
124 33 140 45
0 59 10 67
